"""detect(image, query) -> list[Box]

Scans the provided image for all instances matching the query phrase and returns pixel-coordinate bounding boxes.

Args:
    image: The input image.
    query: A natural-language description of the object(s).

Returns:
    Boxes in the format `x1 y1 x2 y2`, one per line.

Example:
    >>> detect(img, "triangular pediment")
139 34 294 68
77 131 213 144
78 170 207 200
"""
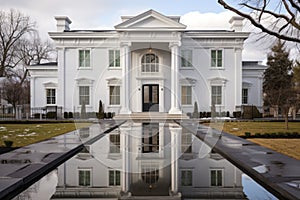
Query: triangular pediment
115 9 186 31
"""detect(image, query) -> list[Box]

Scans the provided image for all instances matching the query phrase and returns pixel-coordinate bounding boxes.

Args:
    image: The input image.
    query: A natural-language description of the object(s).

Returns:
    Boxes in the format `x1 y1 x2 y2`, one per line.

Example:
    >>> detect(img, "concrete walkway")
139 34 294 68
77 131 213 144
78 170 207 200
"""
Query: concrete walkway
177 120 300 200
0 120 125 200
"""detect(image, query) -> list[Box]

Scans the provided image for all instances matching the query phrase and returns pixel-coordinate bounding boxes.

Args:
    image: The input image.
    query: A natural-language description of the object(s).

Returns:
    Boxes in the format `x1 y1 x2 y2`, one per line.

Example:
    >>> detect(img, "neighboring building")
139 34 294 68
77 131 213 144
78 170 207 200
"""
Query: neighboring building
51 122 246 199
28 10 265 117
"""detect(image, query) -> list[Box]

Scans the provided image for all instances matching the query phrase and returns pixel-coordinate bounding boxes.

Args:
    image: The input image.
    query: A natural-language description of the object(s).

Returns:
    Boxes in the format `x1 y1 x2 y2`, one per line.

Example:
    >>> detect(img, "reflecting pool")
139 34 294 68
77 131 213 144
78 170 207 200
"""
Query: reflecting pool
14 122 277 200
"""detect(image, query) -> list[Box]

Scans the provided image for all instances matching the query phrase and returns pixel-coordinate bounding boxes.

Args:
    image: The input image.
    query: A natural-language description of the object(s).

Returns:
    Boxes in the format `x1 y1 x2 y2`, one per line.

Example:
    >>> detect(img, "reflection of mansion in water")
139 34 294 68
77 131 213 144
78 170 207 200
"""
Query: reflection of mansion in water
51 123 246 199
28 10 266 116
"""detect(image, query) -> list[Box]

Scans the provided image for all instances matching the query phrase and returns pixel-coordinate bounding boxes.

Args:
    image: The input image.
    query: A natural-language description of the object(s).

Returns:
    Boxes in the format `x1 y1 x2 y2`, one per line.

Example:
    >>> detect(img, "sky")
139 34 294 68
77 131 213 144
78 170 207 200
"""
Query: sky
0 0 270 62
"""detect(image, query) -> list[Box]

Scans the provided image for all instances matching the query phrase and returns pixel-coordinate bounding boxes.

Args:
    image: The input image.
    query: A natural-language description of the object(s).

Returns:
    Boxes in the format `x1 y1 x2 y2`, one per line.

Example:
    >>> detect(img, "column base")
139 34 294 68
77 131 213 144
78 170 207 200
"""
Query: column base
168 108 182 114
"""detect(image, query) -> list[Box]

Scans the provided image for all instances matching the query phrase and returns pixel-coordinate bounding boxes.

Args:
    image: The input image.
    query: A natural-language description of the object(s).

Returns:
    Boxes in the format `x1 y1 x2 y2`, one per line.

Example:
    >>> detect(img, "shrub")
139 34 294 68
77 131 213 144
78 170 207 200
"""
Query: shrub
203 112 207 118
199 112 203 118
4 140 13 147
233 111 242 118
64 112 69 119
244 132 251 138
107 112 112 119
193 102 199 118
34 113 44 119
46 112 57 119
255 133 261 137
242 105 262 119
206 112 211 118
226 111 230 117
68 112 73 118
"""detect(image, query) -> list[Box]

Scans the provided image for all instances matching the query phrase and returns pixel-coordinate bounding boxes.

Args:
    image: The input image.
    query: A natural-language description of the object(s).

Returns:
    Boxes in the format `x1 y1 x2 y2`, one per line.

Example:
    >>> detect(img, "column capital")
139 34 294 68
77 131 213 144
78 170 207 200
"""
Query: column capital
120 41 132 47
169 41 181 49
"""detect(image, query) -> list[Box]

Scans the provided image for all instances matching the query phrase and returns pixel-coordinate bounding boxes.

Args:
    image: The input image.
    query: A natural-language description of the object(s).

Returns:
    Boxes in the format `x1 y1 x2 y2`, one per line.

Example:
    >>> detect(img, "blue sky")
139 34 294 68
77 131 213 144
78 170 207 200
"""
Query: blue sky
0 0 268 61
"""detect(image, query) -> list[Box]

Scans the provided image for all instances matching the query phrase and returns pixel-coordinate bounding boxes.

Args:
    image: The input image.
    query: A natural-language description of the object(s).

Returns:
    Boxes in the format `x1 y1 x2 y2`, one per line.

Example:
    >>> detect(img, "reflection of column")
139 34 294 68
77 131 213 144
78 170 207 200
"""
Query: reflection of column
120 42 132 114
170 124 181 194
121 125 130 192
169 42 182 114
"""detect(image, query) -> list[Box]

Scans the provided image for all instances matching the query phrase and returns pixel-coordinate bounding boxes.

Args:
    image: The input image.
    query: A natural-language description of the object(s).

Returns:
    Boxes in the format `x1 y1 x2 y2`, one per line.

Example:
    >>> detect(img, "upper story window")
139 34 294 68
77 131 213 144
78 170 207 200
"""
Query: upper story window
141 53 159 73
79 50 90 68
181 49 193 68
109 50 120 67
46 88 56 105
211 49 223 68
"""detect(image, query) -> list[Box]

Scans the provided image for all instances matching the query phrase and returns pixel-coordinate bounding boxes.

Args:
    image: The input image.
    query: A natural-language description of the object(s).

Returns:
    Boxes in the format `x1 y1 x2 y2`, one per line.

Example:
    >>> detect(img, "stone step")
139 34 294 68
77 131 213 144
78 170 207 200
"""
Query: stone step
113 112 189 120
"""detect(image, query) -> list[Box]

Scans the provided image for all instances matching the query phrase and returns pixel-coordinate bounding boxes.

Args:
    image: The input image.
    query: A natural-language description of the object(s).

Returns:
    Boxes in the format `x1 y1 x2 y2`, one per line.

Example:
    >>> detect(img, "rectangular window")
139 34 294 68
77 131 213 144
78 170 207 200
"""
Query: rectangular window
181 132 192 153
109 134 120 153
109 86 120 105
79 50 90 67
211 86 222 105
46 89 56 104
142 123 159 153
181 170 193 186
109 50 120 67
79 86 90 105
181 86 192 105
242 88 248 104
210 169 223 186
78 169 91 186
211 49 223 67
181 50 193 67
109 170 121 186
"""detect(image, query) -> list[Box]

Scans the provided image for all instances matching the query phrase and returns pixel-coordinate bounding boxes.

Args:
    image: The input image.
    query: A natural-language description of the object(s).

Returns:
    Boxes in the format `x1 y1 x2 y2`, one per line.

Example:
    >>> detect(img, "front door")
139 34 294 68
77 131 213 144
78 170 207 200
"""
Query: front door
142 84 159 112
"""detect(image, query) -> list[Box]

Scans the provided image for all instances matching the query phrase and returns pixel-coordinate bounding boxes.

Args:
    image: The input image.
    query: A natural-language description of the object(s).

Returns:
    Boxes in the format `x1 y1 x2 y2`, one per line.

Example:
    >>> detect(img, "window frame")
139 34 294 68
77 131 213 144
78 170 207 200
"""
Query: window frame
46 88 56 105
141 53 159 73
109 85 121 105
79 49 91 68
109 170 121 186
181 132 193 154
210 169 223 187
211 85 222 106
78 168 92 187
242 88 248 105
181 85 192 105
109 49 120 68
181 49 193 68
210 49 224 68
181 169 193 186
109 133 120 154
79 85 90 106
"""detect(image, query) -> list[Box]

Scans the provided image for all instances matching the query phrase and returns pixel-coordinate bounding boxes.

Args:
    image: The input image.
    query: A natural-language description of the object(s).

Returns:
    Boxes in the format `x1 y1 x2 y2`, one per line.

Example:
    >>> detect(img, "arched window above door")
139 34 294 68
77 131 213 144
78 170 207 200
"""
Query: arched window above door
141 53 159 73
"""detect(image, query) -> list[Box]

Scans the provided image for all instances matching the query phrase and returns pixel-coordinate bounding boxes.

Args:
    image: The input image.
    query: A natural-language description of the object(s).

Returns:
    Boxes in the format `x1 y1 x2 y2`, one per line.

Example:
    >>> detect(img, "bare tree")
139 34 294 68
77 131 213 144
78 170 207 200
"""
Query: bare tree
218 0 300 43
0 9 36 77
2 78 24 113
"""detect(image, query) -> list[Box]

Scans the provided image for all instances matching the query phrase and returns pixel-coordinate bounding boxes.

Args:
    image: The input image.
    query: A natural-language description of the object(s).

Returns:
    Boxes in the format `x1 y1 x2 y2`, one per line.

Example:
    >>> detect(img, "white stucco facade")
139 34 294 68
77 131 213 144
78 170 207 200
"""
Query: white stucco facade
28 10 265 117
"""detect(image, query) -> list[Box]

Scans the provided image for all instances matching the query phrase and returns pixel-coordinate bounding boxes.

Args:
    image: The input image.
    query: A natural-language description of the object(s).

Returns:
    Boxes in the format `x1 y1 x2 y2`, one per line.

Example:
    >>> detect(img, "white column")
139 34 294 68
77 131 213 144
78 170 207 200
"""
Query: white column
170 124 181 194
234 48 242 109
57 47 65 109
121 125 131 193
30 76 35 109
169 42 182 114
120 42 132 114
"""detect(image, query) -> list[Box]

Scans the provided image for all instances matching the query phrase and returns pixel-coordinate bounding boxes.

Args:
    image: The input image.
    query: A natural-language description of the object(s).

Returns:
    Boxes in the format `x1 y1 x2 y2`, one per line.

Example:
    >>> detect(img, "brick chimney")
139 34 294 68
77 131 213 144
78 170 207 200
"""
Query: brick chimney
229 16 244 32
54 16 72 32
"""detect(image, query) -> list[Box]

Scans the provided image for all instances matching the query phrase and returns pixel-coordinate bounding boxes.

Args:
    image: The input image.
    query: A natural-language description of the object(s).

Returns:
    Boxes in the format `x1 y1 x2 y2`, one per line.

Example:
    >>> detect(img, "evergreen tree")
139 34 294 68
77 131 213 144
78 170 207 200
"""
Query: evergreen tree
263 40 294 129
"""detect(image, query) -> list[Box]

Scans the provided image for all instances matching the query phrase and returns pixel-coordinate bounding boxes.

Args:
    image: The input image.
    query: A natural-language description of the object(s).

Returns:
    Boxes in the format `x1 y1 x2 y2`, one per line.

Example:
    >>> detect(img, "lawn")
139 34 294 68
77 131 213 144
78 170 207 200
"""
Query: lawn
0 123 91 147
203 121 300 160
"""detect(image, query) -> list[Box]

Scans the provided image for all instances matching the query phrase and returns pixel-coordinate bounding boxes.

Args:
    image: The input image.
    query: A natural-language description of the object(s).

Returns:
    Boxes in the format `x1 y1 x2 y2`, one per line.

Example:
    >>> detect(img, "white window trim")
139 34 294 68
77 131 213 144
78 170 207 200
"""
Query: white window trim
78 48 92 69
209 168 224 187
180 49 193 69
108 170 121 186
106 78 122 107
45 88 57 106
210 49 224 69
108 49 121 68
209 78 227 108
78 168 92 187
180 169 193 187
181 85 193 106
109 133 121 154
242 88 249 105
76 78 94 108
181 132 193 154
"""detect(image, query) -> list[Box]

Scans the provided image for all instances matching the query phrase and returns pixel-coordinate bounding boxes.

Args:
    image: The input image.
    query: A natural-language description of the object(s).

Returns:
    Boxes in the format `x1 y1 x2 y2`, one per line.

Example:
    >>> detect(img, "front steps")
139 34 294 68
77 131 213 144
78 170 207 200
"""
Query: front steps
113 112 189 121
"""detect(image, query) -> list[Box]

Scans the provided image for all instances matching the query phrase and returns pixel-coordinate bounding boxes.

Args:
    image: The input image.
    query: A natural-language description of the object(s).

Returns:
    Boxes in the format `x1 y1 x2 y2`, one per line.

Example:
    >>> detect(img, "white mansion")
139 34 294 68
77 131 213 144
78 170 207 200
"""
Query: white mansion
28 10 265 117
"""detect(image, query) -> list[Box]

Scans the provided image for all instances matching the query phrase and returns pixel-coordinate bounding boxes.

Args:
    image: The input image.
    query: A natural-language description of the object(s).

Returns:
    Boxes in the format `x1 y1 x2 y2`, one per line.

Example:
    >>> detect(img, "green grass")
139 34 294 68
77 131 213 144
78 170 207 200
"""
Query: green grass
0 123 91 147
204 121 300 160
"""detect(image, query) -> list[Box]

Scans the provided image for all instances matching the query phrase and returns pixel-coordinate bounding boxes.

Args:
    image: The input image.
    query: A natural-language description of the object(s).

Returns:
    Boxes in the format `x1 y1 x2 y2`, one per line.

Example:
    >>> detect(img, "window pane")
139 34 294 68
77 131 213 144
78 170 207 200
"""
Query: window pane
79 170 90 186
211 170 216 186
141 54 159 72
211 50 216 67
115 50 120 67
85 50 90 67
217 50 222 67
217 170 222 186
109 86 120 105
109 50 114 67
79 50 84 67
46 89 56 104
116 171 121 185
79 86 90 105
